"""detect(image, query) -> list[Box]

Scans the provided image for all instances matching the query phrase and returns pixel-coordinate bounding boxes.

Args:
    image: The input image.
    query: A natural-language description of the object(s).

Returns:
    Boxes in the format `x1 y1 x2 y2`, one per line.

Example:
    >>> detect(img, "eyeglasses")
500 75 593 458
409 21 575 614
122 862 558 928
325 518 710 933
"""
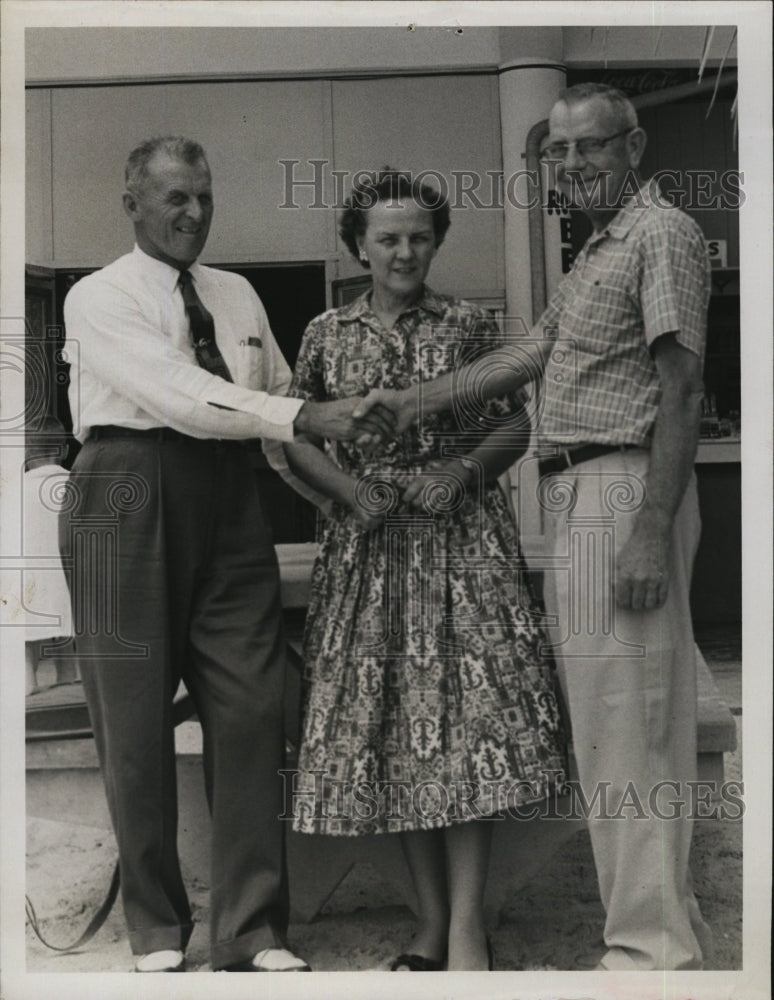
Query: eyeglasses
541 128 634 162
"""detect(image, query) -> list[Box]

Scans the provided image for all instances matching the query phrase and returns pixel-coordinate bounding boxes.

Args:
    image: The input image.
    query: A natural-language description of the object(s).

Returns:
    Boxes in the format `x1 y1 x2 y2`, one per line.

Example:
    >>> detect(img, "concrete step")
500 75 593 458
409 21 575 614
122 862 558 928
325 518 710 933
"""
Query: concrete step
695 644 737 787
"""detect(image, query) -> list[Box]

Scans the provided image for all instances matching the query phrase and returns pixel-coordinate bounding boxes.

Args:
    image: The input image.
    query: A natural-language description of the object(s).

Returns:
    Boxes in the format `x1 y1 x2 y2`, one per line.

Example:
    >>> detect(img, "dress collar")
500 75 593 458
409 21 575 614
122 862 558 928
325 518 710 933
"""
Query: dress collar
337 284 447 324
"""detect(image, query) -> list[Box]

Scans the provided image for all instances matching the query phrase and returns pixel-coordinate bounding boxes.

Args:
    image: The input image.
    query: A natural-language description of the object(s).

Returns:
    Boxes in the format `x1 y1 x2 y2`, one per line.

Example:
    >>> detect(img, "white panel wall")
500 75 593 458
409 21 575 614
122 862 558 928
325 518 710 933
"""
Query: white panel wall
331 75 504 298
26 27 502 84
35 73 506 301
50 81 331 267
26 89 53 266
25 26 737 87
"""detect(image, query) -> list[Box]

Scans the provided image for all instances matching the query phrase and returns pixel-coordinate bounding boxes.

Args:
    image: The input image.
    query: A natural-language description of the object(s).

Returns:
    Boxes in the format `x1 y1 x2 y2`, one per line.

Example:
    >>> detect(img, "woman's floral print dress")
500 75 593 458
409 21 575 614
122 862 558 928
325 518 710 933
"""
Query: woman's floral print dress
289 288 566 835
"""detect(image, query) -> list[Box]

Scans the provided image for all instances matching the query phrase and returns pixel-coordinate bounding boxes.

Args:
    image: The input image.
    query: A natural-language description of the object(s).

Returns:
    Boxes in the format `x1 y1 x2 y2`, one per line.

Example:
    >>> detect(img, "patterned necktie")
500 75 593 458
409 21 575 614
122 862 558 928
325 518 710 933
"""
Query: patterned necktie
178 269 233 382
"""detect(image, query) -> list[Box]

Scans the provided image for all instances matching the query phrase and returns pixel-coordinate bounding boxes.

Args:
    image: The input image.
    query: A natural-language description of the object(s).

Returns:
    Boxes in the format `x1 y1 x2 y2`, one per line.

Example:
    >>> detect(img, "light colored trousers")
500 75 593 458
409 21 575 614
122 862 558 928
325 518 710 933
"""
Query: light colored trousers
540 448 712 970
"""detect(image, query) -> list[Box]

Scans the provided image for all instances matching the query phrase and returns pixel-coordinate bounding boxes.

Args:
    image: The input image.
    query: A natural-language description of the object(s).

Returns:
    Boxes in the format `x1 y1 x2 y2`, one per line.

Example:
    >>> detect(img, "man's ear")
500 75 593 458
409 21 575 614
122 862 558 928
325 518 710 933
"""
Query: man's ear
627 127 647 170
122 190 141 221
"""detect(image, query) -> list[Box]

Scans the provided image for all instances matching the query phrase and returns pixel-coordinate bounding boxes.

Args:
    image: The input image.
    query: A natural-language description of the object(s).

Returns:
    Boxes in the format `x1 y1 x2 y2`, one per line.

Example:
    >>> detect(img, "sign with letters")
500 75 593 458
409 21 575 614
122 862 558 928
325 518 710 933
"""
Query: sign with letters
705 238 728 268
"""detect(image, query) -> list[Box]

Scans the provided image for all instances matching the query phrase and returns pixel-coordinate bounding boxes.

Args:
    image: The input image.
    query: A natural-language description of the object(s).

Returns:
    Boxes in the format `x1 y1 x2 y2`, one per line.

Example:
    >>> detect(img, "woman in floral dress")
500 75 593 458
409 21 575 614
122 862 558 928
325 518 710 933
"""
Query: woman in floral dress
284 170 565 971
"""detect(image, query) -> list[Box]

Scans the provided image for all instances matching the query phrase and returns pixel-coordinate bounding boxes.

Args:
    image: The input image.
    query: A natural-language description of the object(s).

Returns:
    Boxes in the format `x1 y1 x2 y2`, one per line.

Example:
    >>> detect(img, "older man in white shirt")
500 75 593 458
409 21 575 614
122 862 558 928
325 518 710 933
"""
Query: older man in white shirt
61 136 392 973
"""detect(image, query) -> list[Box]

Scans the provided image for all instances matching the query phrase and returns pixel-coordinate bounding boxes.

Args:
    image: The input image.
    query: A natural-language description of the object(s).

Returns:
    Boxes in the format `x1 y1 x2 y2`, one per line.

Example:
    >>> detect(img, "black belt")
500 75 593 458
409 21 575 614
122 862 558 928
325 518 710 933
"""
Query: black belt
538 443 641 478
88 425 226 445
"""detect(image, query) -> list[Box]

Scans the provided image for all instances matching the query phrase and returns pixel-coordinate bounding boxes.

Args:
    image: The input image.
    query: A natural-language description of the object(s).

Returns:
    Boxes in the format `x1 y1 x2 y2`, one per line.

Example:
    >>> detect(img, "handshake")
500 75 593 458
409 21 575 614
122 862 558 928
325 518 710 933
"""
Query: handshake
293 387 418 445
292 340 544 445
288 384 479 531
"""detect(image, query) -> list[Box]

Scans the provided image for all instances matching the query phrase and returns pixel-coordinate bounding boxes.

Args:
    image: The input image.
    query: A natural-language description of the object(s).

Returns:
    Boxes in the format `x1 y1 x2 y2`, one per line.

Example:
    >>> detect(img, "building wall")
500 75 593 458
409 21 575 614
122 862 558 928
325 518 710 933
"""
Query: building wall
43 80 332 268
25 23 738 279
26 73 506 302
24 24 742 622
26 89 53 264
25 26 503 83
25 25 737 83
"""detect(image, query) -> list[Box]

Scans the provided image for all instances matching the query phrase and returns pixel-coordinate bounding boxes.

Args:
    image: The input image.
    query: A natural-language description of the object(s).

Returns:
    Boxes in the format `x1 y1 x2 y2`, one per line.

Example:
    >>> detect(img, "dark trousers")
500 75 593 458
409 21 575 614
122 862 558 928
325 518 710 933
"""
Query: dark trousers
60 434 289 967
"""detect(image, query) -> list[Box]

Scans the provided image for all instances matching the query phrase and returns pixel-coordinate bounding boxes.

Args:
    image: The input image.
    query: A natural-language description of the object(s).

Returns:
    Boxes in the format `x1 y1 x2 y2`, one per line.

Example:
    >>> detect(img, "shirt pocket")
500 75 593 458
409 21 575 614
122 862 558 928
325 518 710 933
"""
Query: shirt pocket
571 262 640 352
234 337 264 387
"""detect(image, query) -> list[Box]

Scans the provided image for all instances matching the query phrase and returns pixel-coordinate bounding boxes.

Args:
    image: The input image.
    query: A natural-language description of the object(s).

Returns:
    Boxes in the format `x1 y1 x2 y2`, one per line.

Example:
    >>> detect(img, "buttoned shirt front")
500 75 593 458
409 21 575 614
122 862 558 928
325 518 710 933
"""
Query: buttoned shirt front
64 245 303 444
536 180 711 447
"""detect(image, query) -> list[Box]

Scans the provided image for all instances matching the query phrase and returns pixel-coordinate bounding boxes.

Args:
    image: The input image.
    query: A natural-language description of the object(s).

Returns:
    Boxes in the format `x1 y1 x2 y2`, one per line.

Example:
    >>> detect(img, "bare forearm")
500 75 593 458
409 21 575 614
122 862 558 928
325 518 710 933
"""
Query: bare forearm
352 341 550 435
450 414 531 483
638 386 702 534
283 440 355 507
398 411 532 513
468 437 528 482
418 341 550 419
615 337 704 611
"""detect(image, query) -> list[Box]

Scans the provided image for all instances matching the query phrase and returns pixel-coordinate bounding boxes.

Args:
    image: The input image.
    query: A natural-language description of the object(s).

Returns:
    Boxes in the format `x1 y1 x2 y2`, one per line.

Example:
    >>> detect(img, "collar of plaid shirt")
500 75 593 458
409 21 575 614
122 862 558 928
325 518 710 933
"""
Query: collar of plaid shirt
587 178 662 246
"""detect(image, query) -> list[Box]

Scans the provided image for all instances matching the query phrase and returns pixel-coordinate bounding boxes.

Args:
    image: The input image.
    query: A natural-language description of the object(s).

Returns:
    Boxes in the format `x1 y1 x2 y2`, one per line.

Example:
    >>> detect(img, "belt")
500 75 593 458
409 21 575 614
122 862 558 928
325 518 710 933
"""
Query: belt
88 425 225 445
537 443 641 478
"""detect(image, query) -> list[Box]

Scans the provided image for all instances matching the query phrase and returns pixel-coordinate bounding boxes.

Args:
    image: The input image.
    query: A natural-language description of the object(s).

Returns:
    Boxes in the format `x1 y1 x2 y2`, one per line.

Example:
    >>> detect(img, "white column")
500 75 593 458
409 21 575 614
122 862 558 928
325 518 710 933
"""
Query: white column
497 30 566 557
498 29 566 328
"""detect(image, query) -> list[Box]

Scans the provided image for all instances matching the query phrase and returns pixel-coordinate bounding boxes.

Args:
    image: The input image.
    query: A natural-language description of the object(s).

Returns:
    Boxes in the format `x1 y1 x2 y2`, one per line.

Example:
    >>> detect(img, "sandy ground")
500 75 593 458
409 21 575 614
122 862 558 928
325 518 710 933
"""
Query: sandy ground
24 715 742 976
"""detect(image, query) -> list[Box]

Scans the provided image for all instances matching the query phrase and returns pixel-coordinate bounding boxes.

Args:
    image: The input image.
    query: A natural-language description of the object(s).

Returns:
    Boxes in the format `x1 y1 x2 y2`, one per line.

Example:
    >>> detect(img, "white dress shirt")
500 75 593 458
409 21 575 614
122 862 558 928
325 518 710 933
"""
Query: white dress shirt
64 245 304 443
64 244 330 512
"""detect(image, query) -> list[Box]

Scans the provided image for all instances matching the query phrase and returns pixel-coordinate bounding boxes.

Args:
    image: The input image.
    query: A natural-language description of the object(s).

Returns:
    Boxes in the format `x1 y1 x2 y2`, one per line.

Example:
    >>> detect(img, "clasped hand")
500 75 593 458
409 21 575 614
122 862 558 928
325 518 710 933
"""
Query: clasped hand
352 387 417 442
297 395 405 444
298 387 416 449
349 458 475 530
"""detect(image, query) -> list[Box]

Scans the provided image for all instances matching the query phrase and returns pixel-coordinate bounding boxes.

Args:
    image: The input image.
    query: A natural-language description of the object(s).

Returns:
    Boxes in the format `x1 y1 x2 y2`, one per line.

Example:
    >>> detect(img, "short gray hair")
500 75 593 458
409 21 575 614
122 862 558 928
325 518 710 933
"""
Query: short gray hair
125 136 209 192
556 83 638 130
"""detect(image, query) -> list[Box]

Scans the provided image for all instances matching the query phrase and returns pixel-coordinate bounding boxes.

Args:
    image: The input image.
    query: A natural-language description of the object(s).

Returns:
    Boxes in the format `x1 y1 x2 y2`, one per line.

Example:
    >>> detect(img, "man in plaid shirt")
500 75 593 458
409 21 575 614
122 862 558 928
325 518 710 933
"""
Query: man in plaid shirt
359 83 713 971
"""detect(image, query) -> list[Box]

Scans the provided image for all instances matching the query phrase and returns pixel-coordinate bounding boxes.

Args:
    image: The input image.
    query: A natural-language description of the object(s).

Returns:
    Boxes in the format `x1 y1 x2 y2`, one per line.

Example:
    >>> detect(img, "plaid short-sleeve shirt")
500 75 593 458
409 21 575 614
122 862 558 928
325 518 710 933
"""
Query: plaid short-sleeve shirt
536 179 711 447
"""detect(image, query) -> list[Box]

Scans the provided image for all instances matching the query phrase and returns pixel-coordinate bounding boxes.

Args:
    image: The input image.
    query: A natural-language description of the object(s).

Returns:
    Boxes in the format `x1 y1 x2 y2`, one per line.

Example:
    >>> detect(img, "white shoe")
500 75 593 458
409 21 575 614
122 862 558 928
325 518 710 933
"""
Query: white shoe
253 947 311 971
225 947 311 972
134 949 185 972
